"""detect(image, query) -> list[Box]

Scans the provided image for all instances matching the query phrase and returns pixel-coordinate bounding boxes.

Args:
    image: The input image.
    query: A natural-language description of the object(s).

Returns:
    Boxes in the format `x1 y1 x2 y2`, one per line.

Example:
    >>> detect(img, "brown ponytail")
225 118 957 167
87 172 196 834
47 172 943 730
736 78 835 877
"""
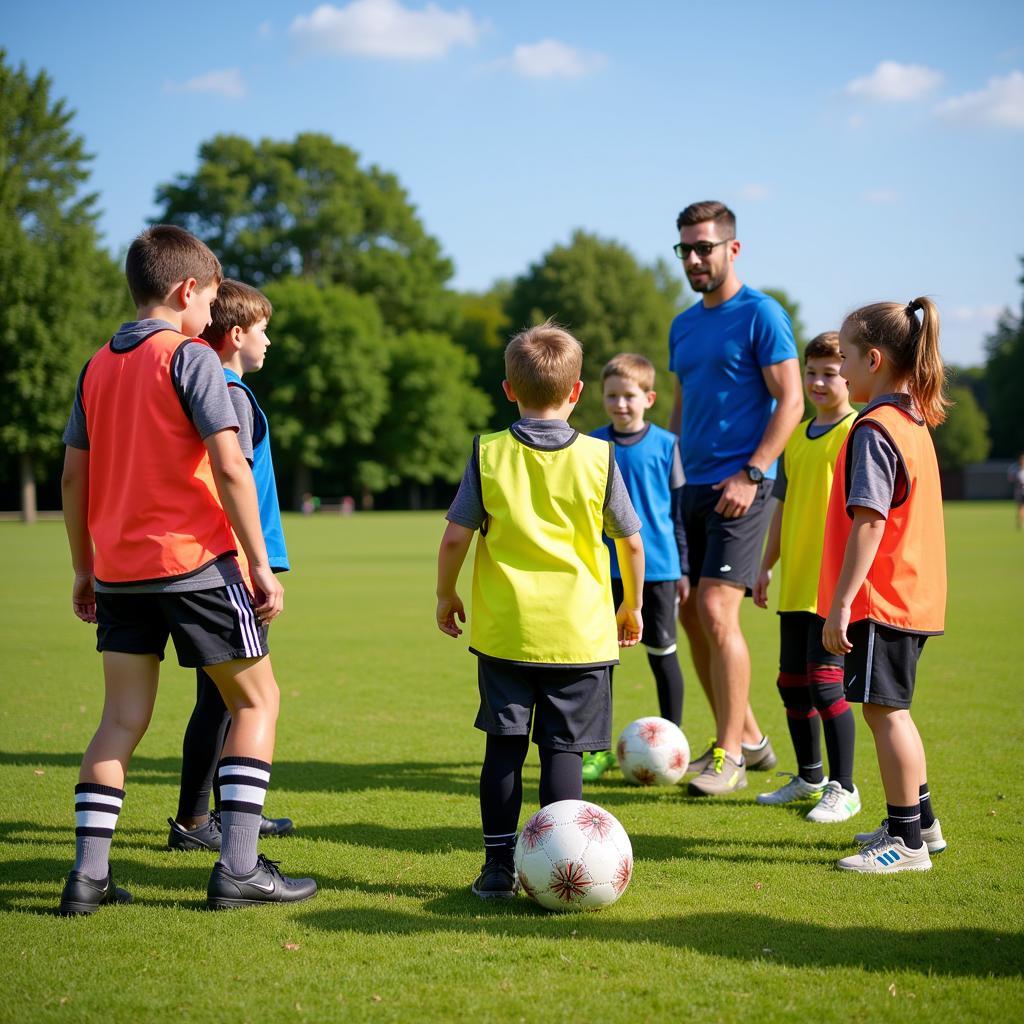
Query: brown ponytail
841 297 951 427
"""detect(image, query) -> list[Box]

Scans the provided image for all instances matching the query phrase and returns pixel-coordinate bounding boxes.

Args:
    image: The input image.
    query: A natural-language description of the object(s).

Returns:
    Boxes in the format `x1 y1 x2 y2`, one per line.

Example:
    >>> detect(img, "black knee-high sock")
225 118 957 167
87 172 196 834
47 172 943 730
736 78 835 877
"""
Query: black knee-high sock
177 669 231 821
808 665 855 792
539 748 583 806
919 782 935 829
647 650 684 726
777 673 823 783
480 734 530 861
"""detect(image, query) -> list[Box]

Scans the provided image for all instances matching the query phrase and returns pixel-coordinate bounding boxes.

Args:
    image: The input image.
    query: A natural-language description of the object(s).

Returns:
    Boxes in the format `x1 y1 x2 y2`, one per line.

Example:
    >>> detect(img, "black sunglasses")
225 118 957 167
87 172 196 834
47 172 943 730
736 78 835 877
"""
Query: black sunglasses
673 238 734 260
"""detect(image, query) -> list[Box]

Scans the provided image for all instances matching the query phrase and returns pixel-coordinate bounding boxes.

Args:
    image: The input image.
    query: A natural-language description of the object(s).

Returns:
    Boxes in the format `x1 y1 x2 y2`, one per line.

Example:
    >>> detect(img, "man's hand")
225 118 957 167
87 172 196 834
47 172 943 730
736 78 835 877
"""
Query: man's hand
752 567 771 609
822 604 853 655
711 471 758 518
616 604 643 647
250 564 284 624
676 576 691 606
72 572 97 624
436 593 466 637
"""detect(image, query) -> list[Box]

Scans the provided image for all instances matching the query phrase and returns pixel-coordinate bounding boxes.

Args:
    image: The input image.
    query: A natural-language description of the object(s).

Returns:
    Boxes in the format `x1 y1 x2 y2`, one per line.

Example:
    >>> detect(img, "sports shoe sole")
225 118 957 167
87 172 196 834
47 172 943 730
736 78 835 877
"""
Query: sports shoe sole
208 890 317 911
687 776 748 797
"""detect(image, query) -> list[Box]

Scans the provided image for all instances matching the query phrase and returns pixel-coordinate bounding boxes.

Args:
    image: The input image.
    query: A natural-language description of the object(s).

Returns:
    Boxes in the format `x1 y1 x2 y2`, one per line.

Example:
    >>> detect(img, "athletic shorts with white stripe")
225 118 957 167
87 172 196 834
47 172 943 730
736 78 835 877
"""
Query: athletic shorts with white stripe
95 584 268 667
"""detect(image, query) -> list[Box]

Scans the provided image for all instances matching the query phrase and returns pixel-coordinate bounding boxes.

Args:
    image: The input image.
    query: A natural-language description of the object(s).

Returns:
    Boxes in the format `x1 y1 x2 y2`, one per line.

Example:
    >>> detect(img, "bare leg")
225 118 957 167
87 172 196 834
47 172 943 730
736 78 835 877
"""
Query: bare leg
80 653 160 788
861 704 923 806
697 580 749 757
203 655 280 764
679 591 715 713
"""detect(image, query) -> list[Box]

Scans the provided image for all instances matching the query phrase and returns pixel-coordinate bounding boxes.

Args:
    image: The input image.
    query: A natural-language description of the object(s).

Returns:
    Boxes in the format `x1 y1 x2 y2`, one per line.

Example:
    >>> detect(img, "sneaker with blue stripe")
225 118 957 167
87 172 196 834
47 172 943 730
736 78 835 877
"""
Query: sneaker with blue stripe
836 830 932 873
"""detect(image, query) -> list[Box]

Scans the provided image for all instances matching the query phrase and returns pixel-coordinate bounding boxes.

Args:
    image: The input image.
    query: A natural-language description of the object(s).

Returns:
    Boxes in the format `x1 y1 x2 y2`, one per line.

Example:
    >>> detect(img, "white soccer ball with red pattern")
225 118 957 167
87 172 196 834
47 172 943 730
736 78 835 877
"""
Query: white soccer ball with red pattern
514 799 633 912
616 716 690 786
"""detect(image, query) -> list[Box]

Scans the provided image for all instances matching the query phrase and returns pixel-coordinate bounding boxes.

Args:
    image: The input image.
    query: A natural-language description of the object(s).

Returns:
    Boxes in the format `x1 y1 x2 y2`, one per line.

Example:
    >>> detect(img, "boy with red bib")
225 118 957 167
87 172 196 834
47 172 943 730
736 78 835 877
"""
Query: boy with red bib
819 297 949 873
59 226 315 912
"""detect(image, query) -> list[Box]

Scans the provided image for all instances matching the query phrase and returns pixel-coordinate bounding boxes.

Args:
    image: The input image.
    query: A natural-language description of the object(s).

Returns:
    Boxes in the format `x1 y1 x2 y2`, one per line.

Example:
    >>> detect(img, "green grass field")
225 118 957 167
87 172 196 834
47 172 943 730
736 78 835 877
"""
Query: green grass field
1 505 1022 1023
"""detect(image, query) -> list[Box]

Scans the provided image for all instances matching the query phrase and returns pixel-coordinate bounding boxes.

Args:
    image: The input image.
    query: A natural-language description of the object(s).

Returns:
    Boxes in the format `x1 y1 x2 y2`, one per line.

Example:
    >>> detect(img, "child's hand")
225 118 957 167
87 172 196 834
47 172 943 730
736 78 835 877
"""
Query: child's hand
251 565 284 624
752 567 772 609
72 572 97 624
676 577 691 605
822 605 853 655
616 604 643 647
437 594 466 637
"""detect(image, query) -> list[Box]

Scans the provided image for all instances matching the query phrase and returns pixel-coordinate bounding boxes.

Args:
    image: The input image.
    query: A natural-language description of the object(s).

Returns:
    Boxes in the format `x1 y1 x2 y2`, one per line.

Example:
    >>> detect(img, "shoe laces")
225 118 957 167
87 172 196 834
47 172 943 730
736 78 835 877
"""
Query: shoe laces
256 853 283 877
711 748 726 774
817 782 843 809
858 830 893 860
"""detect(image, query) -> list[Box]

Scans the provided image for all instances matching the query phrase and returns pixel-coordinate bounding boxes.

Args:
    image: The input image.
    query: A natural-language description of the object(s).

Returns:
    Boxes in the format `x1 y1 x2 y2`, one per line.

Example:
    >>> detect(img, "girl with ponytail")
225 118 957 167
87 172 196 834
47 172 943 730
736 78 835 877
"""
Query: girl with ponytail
816 297 949 874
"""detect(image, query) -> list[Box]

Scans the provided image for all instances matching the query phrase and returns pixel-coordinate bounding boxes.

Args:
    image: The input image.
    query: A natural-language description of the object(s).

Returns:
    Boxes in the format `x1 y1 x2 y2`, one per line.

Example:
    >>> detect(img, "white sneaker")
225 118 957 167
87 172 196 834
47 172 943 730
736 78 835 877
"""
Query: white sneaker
806 781 862 823
755 772 828 805
837 830 932 873
853 817 947 854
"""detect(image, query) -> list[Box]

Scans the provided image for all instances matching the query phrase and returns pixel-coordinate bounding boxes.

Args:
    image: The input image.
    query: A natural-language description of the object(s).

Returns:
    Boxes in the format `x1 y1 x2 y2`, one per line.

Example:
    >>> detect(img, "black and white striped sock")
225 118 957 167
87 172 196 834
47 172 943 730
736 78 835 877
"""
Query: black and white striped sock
73 783 125 880
217 757 270 875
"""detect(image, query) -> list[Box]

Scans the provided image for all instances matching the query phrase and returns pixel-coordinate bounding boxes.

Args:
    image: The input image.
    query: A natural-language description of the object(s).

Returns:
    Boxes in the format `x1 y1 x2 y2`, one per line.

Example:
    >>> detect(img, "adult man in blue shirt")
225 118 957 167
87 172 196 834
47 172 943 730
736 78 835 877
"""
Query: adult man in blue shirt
668 201 804 797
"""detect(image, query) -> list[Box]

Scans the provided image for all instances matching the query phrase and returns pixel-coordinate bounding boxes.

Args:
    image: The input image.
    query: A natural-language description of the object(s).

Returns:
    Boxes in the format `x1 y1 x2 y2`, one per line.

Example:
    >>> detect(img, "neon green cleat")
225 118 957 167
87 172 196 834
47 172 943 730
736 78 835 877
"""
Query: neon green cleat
582 749 616 782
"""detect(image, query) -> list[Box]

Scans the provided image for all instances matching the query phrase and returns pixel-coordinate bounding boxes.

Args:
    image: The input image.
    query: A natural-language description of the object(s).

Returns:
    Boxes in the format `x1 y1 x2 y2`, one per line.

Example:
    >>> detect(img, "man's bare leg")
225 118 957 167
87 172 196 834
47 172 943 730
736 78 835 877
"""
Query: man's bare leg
697 580 749 758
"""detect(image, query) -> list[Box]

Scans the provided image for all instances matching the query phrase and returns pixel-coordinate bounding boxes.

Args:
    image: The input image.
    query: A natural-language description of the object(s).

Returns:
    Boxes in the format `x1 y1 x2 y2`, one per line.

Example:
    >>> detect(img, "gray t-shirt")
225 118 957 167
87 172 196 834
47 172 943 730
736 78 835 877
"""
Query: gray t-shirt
63 319 244 593
447 419 642 539
846 394 918 519
228 386 255 463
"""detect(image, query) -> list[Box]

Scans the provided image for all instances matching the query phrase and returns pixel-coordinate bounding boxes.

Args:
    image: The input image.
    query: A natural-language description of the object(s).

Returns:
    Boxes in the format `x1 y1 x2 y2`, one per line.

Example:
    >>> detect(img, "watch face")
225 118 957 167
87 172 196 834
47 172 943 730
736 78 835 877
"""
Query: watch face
746 465 764 483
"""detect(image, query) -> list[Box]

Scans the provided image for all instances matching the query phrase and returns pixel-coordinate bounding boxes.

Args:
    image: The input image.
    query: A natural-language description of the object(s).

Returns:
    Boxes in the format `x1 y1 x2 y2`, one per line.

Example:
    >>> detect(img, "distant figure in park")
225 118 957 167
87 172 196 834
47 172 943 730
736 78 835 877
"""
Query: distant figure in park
1011 454 1024 530
436 321 644 900
668 201 804 797
753 332 860 823
167 279 295 854
820 297 949 873
584 353 689 783
58 225 314 914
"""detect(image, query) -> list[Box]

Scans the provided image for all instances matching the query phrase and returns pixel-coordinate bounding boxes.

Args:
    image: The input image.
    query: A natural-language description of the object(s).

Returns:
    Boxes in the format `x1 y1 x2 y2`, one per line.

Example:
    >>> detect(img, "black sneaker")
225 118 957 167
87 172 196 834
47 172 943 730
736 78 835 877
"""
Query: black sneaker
58 869 132 916
471 858 519 901
167 815 222 852
207 854 317 910
259 813 294 837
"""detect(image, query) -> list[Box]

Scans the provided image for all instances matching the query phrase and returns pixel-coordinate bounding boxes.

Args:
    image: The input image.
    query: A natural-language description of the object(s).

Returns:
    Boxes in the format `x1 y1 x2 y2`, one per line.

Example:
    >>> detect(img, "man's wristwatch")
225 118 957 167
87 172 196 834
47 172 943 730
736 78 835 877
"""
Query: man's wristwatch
743 463 765 484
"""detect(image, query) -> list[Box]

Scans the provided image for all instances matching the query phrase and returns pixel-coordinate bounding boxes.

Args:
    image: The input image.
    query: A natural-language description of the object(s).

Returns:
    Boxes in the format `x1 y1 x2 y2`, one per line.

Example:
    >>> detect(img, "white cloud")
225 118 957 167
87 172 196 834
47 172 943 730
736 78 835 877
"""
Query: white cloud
503 39 607 79
947 304 1005 325
739 183 769 202
936 70 1024 128
165 69 246 99
846 61 943 102
289 0 481 59
862 188 899 205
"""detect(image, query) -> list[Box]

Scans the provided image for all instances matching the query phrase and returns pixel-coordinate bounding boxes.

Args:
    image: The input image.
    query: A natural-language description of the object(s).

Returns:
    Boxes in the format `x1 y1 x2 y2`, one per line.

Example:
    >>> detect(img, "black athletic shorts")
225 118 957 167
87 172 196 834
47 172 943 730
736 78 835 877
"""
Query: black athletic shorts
612 578 679 650
95 584 269 668
843 620 927 709
474 657 612 752
778 611 842 673
681 479 774 591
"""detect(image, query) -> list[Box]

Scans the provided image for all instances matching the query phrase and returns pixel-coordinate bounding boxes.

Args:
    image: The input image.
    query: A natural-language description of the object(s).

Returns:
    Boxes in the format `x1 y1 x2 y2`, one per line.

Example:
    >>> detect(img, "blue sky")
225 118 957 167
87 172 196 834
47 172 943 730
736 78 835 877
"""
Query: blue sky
5 0 1023 365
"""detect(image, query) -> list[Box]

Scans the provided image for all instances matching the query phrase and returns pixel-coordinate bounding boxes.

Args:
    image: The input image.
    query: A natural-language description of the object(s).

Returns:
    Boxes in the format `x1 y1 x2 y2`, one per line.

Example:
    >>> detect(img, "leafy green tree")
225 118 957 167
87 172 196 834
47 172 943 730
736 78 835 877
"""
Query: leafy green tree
358 332 492 503
155 133 454 332
933 385 990 471
452 283 511 413
0 52 129 521
259 278 391 505
762 287 808 352
503 231 684 430
984 260 1024 458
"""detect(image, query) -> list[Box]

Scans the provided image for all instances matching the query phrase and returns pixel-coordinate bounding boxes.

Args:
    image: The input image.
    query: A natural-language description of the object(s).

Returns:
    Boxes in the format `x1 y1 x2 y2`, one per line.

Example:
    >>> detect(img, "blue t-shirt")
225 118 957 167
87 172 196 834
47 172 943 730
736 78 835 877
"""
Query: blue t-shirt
669 285 797 484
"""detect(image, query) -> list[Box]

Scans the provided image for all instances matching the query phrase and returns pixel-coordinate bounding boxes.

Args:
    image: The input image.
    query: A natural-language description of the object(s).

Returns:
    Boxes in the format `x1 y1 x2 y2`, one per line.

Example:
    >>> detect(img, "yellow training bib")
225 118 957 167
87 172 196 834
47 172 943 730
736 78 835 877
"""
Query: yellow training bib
470 429 619 665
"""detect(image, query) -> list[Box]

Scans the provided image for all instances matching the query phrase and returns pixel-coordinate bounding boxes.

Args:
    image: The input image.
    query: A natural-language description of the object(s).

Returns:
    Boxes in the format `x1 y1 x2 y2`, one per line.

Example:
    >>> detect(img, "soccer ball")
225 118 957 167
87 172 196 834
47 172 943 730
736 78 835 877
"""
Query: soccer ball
515 799 633 912
616 716 690 786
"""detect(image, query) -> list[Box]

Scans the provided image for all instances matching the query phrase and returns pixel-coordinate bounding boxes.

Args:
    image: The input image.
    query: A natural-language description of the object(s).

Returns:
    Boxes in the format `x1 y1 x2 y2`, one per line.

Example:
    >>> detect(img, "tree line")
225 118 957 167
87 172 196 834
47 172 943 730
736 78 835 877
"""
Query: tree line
1 52 1018 519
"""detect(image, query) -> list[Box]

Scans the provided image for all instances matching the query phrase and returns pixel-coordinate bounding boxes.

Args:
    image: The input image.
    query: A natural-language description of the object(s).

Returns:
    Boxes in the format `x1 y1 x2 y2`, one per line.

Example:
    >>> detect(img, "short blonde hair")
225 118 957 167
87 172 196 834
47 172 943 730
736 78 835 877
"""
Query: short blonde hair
602 353 655 391
201 279 273 351
504 320 583 409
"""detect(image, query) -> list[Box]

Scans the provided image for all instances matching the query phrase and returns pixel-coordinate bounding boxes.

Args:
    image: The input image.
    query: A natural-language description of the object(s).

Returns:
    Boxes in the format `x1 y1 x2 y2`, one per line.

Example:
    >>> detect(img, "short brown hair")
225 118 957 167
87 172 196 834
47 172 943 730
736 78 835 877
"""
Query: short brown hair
201 279 273 350
125 225 222 307
504 320 583 409
676 200 736 236
804 331 841 361
602 353 655 392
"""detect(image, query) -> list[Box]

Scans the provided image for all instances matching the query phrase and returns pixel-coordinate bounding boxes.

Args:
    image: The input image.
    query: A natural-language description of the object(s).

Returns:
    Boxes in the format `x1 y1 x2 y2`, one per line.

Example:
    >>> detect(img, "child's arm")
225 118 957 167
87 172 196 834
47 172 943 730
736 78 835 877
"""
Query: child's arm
753 499 783 609
613 533 644 647
822 507 886 655
436 521 474 637
61 446 97 624
205 429 283 623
